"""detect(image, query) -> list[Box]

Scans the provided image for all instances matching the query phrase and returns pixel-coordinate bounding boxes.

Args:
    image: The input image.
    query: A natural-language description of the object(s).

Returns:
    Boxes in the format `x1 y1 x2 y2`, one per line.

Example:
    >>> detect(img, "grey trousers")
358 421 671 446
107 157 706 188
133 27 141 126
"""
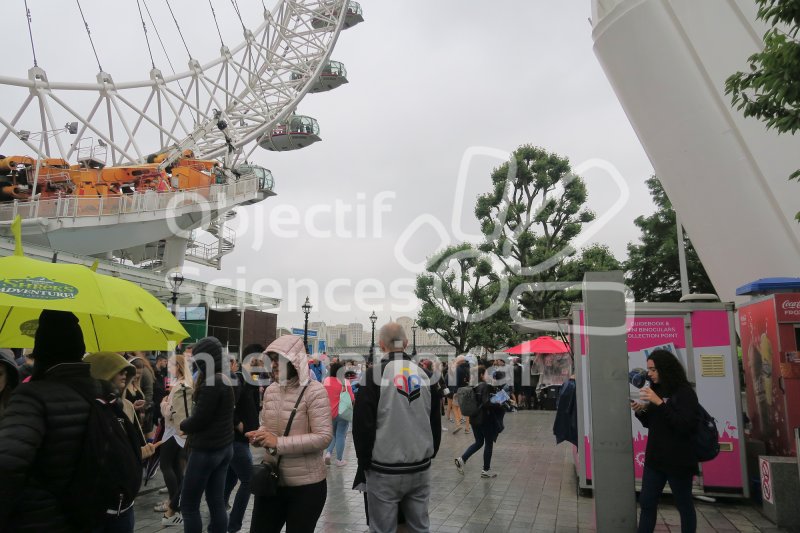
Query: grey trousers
365 469 431 533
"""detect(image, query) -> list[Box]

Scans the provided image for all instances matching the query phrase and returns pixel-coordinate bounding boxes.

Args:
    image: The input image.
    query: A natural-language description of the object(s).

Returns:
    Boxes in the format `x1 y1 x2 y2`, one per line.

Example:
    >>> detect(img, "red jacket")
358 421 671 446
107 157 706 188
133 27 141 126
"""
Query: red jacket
323 377 354 419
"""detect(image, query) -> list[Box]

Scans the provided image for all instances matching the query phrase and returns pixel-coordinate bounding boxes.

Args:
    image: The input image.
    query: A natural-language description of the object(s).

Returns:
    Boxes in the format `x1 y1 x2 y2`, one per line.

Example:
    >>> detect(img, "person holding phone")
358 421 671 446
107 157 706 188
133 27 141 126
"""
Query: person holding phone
630 349 698 533
454 366 505 479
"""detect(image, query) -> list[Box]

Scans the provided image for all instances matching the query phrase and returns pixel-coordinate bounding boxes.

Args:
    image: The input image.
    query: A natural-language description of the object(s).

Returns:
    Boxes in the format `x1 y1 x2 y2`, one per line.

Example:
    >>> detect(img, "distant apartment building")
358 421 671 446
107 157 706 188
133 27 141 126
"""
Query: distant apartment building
326 324 348 347
346 323 364 346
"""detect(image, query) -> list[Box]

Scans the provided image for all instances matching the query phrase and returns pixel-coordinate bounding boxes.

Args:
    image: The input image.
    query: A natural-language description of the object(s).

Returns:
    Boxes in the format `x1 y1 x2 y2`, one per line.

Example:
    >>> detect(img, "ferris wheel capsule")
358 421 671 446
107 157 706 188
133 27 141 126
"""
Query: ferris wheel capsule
313 1 364 30
292 60 349 93
258 115 321 152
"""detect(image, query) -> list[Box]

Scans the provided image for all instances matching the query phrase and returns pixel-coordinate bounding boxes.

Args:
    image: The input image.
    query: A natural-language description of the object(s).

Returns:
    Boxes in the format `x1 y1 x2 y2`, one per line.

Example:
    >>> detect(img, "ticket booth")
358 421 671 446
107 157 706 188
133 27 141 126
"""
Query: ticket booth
570 301 748 497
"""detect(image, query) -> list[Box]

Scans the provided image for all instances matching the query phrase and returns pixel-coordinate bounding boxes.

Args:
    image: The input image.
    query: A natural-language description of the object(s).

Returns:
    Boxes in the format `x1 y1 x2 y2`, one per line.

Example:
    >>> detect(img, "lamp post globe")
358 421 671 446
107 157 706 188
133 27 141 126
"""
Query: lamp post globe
369 310 377 357
169 272 184 317
302 297 312 354
411 323 418 356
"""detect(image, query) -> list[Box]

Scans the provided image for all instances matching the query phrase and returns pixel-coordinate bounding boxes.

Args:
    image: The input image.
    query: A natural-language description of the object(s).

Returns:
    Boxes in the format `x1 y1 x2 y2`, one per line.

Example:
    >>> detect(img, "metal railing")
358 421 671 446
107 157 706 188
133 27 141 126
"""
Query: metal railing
0 174 271 223
186 220 236 264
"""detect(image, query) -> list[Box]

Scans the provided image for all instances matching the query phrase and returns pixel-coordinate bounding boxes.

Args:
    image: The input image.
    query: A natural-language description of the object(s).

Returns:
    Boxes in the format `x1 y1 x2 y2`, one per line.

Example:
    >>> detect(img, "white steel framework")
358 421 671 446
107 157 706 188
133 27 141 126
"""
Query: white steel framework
0 0 350 165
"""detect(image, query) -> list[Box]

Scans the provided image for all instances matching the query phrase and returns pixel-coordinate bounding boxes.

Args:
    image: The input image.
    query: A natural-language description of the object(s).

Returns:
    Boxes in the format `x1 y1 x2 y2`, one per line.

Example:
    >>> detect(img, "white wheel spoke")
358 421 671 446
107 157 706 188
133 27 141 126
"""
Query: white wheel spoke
1 0 353 162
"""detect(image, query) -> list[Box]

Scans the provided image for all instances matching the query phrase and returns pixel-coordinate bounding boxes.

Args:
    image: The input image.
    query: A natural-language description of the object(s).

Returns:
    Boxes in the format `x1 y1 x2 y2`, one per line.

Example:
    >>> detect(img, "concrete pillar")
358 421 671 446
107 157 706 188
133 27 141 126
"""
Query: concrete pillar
583 271 637 532
759 455 800 528
162 237 188 271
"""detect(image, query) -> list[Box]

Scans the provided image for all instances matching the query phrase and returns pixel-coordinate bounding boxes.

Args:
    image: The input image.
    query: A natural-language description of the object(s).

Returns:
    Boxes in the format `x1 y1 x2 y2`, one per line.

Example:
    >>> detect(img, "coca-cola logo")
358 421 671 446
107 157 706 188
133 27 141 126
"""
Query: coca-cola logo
781 300 800 310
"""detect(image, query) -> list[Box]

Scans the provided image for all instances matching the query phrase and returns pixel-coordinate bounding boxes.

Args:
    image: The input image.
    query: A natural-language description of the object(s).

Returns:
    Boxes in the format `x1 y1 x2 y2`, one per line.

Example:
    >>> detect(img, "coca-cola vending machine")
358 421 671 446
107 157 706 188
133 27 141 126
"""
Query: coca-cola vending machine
737 278 800 457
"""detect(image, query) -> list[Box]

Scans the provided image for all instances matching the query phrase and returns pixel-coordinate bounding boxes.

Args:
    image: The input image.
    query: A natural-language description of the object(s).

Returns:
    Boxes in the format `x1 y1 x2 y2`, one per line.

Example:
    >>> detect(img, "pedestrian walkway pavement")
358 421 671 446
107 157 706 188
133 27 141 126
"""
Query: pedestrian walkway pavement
134 410 788 532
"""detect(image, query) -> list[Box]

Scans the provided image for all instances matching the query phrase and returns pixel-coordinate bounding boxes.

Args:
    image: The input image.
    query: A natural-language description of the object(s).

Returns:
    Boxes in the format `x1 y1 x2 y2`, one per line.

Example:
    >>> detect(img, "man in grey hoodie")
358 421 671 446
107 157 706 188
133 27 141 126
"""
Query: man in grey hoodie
353 322 441 533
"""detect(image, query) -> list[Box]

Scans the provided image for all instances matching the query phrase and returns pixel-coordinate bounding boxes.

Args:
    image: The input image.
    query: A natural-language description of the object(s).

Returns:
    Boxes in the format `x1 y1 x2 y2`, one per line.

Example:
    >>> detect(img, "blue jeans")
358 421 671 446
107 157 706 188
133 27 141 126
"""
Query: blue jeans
461 424 494 471
223 441 253 532
180 444 234 533
637 465 696 533
326 415 350 461
91 506 134 533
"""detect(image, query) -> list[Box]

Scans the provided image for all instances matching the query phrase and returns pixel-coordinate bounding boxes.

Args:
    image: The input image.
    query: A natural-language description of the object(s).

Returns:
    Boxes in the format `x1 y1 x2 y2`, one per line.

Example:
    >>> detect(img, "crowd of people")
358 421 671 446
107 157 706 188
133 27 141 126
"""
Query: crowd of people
0 309 701 533
0 311 443 533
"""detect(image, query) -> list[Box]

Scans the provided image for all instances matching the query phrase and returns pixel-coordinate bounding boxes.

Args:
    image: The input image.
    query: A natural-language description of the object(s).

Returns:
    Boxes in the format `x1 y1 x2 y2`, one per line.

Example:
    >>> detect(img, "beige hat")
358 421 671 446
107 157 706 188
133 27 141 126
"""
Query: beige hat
84 352 135 382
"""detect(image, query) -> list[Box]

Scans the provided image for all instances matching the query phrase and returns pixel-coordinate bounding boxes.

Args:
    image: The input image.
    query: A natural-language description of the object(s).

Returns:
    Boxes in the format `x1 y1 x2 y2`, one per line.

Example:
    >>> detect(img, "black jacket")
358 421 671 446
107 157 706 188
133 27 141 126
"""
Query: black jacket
634 382 699 476
180 373 235 451
453 362 469 392
0 362 99 533
232 371 261 444
152 367 169 418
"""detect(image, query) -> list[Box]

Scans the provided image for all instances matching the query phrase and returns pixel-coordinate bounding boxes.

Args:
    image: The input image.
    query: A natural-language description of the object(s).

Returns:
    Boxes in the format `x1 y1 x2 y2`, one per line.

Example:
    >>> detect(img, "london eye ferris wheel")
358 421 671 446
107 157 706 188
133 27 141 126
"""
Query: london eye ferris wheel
0 0 363 272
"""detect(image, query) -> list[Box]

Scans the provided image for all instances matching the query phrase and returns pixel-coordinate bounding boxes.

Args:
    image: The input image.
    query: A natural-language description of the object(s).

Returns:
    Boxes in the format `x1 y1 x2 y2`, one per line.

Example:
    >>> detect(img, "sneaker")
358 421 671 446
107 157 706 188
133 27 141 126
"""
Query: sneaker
324 452 331 465
335 459 348 467
442 426 448 431
454 457 465 475
154 501 169 513
448 417 455 423
452 426 462 434
481 470 497 478
161 513 184 526
159 487 169 494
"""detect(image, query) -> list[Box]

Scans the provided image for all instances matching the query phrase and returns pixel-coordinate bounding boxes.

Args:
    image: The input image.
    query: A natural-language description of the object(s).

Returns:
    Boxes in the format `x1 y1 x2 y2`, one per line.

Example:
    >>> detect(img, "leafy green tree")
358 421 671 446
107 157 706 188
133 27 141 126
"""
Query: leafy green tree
415 243 513 354
466 284 521 352
475 145 596 319
549 244 623 316
725 1 800 135
725 0 800 181
625 176 715 301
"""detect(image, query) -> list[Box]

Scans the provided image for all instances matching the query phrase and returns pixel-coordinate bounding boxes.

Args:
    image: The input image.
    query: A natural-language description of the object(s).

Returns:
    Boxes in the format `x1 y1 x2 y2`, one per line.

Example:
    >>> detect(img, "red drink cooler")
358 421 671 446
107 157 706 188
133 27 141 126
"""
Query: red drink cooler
737 278 800 457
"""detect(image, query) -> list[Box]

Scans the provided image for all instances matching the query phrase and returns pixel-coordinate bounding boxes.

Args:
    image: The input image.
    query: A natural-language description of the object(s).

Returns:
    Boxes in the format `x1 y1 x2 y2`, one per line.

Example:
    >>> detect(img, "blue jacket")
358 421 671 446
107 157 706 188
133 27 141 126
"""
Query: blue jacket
309 361 324 382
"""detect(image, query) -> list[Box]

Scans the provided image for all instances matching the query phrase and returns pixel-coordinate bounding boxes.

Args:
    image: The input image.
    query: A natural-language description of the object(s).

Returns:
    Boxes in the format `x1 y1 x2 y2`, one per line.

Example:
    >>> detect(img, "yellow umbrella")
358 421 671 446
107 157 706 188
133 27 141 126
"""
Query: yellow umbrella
0 216 188 351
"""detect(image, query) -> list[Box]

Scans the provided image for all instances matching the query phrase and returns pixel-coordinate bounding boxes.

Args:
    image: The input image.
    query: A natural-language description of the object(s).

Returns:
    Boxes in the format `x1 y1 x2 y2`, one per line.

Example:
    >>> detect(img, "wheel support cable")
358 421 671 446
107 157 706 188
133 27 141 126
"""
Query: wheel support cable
165 0 192 59
23 0 38 67
230 0 247 32
141 0 185 93
208 0 225 47
75 0 103 72
135 0 156 69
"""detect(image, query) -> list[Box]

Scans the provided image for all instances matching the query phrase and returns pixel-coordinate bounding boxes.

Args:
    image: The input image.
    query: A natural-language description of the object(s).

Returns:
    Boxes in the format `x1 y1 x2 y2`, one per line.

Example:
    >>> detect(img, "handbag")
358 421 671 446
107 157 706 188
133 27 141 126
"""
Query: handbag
250 385 308 498
338 382 353 422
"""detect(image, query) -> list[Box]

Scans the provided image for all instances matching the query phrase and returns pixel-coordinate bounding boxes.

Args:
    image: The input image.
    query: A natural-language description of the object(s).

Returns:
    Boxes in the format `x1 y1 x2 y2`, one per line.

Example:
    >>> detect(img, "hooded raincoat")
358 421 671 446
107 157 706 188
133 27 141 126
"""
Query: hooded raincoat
258 335 332 487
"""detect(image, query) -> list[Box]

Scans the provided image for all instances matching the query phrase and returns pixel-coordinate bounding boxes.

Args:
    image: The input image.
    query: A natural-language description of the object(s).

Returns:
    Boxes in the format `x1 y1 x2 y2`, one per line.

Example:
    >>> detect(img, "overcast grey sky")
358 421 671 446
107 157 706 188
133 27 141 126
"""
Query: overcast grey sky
2 1 655 330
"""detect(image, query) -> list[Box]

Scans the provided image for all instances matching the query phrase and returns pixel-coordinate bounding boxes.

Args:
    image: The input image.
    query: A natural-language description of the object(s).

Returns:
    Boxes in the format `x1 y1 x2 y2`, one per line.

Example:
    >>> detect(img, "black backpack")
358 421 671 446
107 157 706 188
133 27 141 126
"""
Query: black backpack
695 404 720 462
63 384 143 529
456 386 479 417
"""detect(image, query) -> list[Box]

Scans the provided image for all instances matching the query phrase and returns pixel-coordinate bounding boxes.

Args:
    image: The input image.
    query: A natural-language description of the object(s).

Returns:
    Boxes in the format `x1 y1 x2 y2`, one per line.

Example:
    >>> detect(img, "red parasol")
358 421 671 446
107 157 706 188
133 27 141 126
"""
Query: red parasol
505 336 569 354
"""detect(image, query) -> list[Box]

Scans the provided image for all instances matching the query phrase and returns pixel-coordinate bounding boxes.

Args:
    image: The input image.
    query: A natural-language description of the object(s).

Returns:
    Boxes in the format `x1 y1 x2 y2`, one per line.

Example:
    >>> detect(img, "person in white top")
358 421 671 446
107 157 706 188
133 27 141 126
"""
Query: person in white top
157 354 193 527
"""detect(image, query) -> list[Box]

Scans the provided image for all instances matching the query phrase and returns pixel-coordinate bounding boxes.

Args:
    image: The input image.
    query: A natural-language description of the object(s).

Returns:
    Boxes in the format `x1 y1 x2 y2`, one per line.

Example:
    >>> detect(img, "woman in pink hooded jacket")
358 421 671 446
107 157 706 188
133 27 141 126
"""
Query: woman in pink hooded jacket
246 335 332 533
